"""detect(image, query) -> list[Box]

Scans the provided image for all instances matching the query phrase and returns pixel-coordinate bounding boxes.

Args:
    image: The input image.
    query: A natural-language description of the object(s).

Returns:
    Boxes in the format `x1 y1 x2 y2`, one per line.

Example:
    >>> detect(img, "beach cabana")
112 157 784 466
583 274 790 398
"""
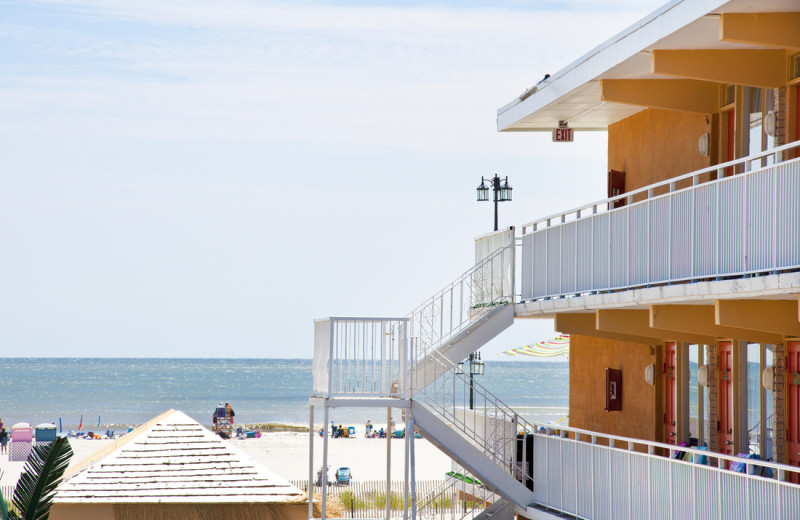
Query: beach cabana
51 409 307 520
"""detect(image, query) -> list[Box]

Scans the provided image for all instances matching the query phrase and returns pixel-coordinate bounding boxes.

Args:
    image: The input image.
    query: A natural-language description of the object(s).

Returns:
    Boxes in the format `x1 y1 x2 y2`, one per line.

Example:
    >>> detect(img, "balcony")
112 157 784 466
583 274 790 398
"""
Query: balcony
531 424 800 519
518 142 800 311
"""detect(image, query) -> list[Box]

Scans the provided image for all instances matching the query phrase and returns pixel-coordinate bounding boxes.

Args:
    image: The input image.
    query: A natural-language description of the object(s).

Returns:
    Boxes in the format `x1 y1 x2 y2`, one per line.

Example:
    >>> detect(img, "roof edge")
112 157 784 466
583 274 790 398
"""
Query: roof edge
496 0 728 131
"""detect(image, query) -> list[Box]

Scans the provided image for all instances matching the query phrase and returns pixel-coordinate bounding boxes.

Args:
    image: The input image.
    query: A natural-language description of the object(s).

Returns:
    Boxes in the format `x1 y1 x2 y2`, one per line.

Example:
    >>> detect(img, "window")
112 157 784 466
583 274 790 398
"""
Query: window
742 87 777 167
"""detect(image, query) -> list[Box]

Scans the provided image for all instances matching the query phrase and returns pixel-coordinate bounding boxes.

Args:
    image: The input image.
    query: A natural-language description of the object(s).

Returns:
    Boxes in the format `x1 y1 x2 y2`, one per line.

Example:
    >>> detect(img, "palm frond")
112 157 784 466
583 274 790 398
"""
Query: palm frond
13 437 73 520
0 469 9 520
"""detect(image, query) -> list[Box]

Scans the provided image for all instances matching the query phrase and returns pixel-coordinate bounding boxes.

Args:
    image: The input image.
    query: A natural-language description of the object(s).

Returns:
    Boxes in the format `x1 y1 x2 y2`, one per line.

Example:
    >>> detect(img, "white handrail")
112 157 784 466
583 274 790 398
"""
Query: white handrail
411 346 535 484
407 245 513 369
521 139 800 234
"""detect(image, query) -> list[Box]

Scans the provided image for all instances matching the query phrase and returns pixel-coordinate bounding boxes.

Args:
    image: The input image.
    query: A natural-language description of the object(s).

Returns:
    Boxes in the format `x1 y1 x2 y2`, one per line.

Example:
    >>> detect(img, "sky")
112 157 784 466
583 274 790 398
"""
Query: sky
0 0 666 359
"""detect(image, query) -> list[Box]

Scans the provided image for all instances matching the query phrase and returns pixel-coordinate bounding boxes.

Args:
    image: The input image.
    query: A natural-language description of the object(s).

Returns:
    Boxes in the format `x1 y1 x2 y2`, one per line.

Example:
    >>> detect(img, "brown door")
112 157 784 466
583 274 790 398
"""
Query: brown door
787 341 800 481
608 169 625 208
664 341 677 445
718 341 734 457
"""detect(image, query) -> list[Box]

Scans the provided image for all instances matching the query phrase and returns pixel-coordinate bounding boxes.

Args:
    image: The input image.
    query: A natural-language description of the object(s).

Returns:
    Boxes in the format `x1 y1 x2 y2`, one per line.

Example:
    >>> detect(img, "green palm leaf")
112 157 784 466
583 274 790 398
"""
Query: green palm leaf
12 437 73 520
0 469 9 520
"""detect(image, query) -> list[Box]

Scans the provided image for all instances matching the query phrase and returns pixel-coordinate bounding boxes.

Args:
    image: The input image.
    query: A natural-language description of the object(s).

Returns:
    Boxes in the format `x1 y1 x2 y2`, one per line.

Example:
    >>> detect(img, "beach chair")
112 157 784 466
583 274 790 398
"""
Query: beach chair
336 467 351 485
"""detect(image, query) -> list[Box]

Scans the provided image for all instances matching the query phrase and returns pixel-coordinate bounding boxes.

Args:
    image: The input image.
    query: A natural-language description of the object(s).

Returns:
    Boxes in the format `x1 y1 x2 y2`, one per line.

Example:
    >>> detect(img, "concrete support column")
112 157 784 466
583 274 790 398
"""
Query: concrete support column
773 342 787 464
733 341 747 456
678 343 690 445
775 87 786 149
706 343 719 452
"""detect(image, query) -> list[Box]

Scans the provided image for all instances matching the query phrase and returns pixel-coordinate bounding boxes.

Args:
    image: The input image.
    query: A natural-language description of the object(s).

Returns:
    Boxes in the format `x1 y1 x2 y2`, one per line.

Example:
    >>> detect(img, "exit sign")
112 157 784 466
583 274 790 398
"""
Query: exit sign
552 127 574 142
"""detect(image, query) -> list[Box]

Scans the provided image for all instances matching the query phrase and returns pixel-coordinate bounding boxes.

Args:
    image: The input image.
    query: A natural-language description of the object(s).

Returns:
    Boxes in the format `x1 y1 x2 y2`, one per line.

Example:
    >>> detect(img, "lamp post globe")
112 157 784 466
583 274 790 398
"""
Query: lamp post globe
476 174 512 231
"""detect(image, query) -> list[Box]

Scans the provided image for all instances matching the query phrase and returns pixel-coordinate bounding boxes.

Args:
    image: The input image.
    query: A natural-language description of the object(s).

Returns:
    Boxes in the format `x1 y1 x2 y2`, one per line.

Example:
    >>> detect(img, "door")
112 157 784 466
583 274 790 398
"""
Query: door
608 169 625 208
718 341 734 456
664 341 677 444
787 341 800 479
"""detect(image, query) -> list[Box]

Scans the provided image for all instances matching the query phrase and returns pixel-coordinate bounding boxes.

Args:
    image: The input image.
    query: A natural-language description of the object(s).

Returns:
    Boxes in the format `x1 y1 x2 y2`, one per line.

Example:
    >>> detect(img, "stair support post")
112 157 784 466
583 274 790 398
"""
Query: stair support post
409 416 417 520
404 409 411 520
386 407 392 520
322 404 329 520
308 405 315 520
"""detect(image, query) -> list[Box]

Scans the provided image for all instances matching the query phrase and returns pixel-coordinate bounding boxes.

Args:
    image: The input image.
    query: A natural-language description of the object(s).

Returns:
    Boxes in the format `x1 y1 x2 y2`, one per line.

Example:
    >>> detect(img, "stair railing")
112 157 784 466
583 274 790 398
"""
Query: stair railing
408 342 536 487
407 244 514 358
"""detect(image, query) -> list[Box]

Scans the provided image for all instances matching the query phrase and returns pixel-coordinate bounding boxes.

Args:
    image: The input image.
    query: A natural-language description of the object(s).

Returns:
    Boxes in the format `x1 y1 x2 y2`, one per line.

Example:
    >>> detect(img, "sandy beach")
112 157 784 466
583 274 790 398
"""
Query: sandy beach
0 428 452 491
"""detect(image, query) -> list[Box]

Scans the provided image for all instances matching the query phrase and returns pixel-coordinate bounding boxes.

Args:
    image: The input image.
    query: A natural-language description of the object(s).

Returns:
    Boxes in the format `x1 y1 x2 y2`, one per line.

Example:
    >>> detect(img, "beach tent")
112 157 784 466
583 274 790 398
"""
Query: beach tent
10 422 33 461
50 409 307 520
500 334 570 358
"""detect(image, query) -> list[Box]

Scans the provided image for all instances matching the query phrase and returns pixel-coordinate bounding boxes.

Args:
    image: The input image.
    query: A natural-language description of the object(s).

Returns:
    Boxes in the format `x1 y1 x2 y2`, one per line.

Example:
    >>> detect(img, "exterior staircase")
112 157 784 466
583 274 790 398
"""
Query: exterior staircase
412 403 533 508
400 243 535 518
314 240 536 520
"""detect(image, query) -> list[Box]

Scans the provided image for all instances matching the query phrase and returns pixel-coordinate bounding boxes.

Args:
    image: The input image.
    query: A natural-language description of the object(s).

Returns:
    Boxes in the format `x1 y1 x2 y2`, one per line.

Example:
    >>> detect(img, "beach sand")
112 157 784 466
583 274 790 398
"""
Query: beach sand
0 429 452 490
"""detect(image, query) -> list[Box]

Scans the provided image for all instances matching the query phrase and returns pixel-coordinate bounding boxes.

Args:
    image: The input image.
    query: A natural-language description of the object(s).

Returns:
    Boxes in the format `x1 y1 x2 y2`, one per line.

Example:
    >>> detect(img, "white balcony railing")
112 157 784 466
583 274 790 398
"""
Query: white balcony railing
533 424 800 520
519 141 800 301
312 317 409 398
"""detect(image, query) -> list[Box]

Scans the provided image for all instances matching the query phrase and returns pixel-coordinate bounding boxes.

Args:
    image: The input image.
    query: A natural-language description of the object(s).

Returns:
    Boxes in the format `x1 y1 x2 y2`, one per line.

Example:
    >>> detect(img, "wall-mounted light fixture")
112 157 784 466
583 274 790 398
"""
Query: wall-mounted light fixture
698 365 709 387
698 133 710 157
765 111 776 137
644 363 655 386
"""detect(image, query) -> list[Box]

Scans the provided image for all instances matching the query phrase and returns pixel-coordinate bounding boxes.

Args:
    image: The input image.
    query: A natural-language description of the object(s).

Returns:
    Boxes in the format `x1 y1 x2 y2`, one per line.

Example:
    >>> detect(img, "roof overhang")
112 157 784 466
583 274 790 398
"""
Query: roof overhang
497 0 800 132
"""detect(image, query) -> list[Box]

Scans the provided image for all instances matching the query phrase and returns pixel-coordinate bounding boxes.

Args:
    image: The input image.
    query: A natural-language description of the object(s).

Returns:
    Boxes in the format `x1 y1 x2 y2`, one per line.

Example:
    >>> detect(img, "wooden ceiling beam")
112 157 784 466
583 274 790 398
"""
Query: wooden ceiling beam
554 313 659 345
601 79 720 114
720 13 800 50
652 49 787 89
650 304 783 344
597 309 715 345
715 299 800 336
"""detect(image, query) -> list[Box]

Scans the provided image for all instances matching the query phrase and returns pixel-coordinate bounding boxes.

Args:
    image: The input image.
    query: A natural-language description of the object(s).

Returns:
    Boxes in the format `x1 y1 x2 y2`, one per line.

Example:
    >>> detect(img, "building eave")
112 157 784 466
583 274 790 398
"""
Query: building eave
496 0 800 132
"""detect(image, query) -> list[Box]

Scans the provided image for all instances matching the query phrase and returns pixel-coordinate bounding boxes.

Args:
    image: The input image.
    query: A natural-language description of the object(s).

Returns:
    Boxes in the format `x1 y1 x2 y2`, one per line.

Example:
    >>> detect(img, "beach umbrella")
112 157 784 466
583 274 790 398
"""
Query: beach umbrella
500 334 569 358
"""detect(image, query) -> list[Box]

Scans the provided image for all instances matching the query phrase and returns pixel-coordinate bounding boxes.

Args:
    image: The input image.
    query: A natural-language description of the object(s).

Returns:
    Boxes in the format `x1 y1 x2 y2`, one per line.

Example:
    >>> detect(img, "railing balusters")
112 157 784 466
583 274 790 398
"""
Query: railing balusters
522 143 800 301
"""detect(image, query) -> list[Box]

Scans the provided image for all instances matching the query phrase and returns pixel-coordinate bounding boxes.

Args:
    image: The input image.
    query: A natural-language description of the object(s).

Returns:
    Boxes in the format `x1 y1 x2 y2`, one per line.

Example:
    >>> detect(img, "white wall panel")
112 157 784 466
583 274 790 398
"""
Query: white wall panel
576 219 594 293
576 443 594 518
776 161 800 267
670 190 693 279
609 210 628 288
561 222 577 294
593 214 610 291
546 228 562 296
718 176 745 275
649 197 670 283
627 203 649 286
693 183 717 278
745 169 775 271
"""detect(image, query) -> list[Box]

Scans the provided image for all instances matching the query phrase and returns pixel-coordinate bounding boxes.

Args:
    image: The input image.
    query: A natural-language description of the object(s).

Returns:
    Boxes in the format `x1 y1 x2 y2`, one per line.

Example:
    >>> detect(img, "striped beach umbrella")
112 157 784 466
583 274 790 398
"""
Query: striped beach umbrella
501 334 569 358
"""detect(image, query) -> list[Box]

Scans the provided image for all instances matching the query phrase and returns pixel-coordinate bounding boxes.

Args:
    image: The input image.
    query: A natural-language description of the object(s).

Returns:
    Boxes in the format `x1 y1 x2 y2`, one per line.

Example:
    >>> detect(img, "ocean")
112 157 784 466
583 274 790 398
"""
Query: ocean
0 358 568 432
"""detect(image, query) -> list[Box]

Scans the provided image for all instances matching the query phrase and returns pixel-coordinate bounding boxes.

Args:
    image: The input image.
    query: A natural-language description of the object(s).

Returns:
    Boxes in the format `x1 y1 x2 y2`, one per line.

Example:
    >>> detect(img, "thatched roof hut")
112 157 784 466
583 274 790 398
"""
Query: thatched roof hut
51 409 307 520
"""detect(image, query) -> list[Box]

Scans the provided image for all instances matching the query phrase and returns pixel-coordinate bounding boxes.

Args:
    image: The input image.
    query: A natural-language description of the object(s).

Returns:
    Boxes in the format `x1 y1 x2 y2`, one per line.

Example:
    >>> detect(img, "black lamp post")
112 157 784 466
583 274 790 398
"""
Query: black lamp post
456 352 485 410
476 174 512 231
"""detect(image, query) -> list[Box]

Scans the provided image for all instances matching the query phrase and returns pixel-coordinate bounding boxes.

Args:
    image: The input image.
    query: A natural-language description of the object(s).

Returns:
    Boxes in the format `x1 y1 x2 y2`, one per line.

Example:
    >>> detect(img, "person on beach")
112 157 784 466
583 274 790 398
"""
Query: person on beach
365 419 372 437
0 427 7 454
224 403 235 424
330 421 336 437
212 403 223 424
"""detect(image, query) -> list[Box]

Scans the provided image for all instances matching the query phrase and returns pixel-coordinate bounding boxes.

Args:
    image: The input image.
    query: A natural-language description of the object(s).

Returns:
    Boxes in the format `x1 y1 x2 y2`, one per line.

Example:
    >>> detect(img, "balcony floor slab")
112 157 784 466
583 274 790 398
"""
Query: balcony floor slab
516 271 800 318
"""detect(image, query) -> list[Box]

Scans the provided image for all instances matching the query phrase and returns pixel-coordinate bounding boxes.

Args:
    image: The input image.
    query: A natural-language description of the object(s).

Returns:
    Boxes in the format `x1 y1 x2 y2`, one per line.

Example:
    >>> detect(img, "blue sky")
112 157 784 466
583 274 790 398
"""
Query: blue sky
0 0 665 358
